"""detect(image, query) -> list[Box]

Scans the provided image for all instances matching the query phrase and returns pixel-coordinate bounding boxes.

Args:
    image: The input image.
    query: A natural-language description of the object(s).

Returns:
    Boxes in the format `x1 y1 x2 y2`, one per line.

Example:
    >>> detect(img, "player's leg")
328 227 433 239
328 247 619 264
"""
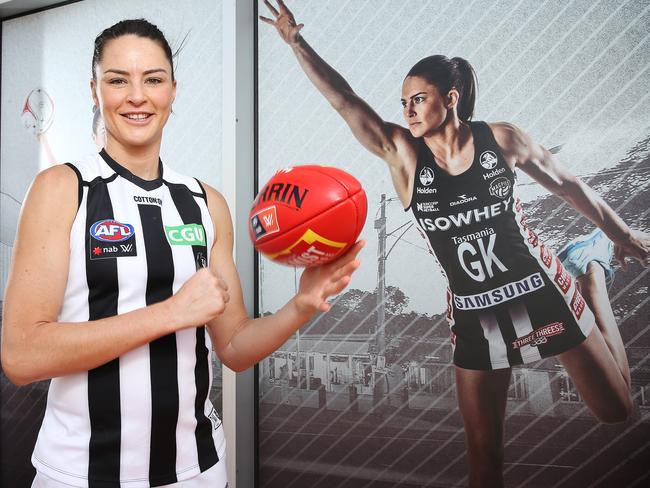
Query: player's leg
557 326 632 423
577 261 630 387
456 367 512 488
558 229 631 396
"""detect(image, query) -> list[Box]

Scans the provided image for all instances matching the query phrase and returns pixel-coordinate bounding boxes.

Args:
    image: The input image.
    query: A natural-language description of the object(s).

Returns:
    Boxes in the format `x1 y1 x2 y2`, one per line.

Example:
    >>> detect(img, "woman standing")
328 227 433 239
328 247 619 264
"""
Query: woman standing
1 19 362 488
261 1 649 487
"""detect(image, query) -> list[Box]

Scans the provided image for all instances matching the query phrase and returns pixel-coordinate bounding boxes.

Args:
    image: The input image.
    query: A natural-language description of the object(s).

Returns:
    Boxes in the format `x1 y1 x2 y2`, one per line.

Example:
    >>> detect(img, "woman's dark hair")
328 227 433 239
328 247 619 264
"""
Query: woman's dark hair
406 55 477 122
92 19 174 80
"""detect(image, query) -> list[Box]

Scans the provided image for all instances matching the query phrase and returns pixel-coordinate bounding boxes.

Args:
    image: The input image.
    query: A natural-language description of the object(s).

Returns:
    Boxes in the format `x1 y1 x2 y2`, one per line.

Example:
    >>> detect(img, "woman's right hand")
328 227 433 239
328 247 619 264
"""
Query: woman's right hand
614 229 650 270
260 0 304 45
169 268 230 329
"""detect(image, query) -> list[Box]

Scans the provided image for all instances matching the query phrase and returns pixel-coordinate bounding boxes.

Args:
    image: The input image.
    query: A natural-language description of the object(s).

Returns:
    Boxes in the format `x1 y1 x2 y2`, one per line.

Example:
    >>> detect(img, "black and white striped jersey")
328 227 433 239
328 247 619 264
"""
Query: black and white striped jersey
407 122 594 370
32 150 225 487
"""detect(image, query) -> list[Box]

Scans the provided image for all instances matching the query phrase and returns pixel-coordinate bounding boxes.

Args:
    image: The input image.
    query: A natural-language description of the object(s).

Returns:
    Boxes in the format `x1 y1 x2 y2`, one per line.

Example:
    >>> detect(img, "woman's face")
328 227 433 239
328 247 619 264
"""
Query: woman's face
91 35 176 153
401 76 453 138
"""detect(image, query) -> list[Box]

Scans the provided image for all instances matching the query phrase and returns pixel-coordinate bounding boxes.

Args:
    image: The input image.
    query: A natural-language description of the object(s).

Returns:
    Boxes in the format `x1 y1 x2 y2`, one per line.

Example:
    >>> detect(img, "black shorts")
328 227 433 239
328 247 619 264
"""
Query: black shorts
449 272 594 370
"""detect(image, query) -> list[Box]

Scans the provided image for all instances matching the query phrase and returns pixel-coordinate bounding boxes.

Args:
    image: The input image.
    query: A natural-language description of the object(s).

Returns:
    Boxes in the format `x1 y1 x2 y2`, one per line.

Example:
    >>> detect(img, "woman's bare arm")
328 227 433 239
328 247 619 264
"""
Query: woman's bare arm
1 166 228 385
492 122 650 266
203 184 363 372
260 1 414 169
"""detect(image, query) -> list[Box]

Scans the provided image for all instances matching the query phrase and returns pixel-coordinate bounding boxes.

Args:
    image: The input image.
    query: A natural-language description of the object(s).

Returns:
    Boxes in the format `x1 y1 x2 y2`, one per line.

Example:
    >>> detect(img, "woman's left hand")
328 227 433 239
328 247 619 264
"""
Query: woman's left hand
614 229 650 269
293 240 365 315
260 0 304 46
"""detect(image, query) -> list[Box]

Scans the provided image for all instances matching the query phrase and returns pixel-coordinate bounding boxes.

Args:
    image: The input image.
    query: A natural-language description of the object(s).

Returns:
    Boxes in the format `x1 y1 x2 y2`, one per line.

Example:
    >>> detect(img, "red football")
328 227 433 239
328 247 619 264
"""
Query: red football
249 165 367 267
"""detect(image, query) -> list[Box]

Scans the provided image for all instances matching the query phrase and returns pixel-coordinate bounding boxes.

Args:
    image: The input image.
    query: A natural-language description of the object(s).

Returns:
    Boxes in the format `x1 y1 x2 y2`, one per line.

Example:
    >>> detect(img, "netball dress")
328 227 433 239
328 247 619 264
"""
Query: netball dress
32 150 225 487
407 122 594 370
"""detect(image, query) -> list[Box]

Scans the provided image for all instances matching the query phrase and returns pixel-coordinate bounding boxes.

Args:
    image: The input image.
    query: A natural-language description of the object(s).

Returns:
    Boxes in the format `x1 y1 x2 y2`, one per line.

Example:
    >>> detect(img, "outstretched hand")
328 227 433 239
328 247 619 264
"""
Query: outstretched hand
260 0 304 45
293 241 365 315
614 229 650 270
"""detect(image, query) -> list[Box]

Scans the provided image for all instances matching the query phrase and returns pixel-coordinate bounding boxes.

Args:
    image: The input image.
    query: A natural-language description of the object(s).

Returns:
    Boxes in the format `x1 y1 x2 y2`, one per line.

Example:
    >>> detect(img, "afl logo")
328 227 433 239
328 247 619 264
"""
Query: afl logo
90 219 135 242
419 167 434 186
489 177 511 199
480 151 498 169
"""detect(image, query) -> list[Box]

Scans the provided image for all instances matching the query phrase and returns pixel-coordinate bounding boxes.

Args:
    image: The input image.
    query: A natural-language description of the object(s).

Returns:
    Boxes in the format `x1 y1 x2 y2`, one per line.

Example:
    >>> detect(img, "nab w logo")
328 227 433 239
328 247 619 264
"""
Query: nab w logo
165 224 206 246
89 220 137 260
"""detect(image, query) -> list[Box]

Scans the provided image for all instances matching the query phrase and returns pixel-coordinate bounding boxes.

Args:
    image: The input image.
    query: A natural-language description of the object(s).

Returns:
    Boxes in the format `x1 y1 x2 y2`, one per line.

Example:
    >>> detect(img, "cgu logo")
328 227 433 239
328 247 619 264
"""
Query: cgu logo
90 220 134 242
254 182 309 209
165 224 206 246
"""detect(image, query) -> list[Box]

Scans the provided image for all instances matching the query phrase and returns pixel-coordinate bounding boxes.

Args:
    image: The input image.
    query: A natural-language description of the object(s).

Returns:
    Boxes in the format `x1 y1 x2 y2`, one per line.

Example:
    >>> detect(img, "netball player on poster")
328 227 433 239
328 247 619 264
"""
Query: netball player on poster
21 89 106 167
1 18 362 488
261 1 650 487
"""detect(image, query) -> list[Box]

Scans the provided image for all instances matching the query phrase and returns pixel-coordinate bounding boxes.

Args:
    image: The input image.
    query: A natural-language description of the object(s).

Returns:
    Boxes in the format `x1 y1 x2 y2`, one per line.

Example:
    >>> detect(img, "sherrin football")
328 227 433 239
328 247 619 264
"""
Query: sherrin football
249 165 367 267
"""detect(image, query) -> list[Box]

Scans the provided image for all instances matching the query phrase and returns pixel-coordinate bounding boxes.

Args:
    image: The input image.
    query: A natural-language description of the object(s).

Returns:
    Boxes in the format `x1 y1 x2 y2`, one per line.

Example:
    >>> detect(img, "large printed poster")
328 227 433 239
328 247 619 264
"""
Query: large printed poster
0 1 222 486
257 1 650 487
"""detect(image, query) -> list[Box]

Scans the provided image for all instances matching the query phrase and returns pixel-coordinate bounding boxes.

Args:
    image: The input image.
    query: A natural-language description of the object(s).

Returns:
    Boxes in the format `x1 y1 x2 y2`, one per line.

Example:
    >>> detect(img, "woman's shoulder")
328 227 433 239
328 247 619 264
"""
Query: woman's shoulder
197 182 233 239
388 123 420 165
486 121 525 145
199 181 228 213
485 121 530 159
161 163 208 195
31 163 79 192
21 163 80 224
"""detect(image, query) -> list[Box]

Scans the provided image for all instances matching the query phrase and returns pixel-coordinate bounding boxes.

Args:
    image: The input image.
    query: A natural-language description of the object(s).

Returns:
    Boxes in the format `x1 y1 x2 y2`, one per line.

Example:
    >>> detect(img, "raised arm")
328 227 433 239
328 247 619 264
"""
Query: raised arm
260 0 409 164
492 122 650 267
203 184 363 372
1 166 228 385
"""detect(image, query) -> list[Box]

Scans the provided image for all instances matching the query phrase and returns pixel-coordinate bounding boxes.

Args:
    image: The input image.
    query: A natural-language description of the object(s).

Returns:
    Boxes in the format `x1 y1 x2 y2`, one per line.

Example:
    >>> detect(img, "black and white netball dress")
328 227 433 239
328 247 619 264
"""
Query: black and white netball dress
408 122 594 370
32 150 225 487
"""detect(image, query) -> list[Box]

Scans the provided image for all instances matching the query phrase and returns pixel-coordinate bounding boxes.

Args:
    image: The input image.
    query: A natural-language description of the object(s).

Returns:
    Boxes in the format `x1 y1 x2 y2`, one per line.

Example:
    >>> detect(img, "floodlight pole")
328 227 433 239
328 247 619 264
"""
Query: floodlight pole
375 194 387 358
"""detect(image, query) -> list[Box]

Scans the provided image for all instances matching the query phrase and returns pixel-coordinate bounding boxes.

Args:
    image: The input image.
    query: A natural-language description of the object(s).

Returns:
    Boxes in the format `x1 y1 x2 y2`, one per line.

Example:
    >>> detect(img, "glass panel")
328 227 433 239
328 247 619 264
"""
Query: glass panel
256 1 650 487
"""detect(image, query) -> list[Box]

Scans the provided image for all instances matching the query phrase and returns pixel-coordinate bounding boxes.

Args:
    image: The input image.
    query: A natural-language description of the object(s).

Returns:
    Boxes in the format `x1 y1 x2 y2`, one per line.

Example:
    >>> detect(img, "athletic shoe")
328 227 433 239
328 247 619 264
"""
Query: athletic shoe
557 229 615 282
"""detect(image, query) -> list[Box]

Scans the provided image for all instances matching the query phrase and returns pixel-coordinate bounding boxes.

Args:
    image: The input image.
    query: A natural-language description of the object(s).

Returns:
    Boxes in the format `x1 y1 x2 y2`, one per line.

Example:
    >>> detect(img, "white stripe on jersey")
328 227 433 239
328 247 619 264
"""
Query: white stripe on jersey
478 311 509 370
111 172 158 483
509 301 542 363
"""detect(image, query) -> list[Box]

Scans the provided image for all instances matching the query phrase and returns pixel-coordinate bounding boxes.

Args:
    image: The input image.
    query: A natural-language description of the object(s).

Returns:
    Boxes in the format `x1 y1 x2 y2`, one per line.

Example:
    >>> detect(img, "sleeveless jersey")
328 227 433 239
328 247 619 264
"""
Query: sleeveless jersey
32 150 225 487
407 122 593 370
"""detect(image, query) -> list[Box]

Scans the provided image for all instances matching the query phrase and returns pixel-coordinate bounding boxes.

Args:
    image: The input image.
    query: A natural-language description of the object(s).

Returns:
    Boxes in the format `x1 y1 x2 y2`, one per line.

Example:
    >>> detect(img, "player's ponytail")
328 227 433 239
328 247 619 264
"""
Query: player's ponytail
450 57 477 122
406 55 478 122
